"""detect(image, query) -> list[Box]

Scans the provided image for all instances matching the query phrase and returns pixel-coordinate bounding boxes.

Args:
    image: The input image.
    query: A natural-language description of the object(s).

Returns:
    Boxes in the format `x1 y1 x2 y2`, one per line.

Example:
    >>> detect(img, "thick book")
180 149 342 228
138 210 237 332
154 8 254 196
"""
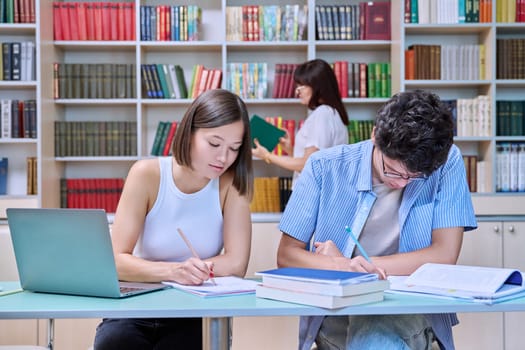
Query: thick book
256 267 379 286
163 276 258 297
363 1 391 40
387 263 525 304
250 114 286 152
256 285 384 309
259 273 389 297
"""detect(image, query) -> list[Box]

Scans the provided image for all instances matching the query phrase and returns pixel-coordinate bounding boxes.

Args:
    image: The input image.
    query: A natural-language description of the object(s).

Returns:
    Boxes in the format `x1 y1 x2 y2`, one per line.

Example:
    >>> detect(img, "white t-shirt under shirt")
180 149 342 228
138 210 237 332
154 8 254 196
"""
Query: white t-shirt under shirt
292 104 348 187
133 157 223 262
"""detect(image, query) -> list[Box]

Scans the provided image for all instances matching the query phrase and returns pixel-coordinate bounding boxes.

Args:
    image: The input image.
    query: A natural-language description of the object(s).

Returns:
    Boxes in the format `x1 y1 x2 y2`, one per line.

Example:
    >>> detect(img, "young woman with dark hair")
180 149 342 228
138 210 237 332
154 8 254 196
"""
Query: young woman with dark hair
252 58 349 188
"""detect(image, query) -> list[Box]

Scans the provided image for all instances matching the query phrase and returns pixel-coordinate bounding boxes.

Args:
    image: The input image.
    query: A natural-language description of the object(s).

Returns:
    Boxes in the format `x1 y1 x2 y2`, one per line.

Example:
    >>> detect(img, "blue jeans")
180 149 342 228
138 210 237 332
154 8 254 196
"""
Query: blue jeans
316 315 435 350
93 318 202 350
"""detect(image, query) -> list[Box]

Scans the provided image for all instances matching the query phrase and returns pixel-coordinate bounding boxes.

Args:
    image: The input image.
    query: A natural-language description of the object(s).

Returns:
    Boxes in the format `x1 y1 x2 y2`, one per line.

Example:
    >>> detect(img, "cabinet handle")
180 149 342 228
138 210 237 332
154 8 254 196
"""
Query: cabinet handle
493 226 500 233
507 225 515 233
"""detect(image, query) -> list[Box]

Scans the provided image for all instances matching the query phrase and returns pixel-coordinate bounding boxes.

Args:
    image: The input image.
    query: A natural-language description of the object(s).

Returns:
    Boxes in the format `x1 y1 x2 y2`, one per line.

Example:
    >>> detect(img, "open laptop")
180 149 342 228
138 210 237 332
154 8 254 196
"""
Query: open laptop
6 208 167 298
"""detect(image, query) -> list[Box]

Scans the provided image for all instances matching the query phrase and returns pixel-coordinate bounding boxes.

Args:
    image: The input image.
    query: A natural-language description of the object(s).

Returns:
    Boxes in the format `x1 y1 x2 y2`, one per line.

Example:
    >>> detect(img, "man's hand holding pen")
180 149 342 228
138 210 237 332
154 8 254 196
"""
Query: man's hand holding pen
313 240 387 280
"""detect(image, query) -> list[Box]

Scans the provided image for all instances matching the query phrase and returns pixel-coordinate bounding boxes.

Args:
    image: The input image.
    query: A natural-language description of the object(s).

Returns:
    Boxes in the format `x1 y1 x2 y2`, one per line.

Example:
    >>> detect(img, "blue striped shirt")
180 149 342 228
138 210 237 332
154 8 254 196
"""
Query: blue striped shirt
279 140 477 350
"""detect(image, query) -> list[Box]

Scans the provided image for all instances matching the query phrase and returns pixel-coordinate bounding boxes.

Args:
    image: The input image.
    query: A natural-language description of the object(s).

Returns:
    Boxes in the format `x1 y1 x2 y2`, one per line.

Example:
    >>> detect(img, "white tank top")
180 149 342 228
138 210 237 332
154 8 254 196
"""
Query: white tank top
133 157 223 262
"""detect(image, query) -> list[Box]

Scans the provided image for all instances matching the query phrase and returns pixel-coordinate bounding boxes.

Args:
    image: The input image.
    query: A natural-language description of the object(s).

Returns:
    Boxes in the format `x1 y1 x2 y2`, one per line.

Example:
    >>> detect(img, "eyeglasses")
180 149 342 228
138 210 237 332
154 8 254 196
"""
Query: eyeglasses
381 154 427 181
295 85 307 92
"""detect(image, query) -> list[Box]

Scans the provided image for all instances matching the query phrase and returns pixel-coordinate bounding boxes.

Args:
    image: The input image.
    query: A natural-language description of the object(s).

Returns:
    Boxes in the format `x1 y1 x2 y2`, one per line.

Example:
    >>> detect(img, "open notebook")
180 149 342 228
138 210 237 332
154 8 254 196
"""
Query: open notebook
7 208 167 298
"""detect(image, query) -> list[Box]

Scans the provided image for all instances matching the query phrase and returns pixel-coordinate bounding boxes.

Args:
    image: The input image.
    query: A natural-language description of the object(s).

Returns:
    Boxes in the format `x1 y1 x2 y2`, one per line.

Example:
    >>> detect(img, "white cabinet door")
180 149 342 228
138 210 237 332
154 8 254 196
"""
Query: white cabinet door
502 221 525 350
453 221 504 350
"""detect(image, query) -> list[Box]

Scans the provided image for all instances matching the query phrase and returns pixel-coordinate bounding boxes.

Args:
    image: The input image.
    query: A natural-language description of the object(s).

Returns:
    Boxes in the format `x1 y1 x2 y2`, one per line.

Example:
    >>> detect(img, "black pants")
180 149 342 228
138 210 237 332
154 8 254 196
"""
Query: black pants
94 318 203 350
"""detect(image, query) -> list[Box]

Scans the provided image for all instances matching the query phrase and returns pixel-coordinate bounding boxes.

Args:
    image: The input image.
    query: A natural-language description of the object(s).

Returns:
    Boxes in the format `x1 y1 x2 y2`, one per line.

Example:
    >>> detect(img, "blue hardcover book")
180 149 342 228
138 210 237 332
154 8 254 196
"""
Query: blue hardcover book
0 157 7 195
256 267 378 285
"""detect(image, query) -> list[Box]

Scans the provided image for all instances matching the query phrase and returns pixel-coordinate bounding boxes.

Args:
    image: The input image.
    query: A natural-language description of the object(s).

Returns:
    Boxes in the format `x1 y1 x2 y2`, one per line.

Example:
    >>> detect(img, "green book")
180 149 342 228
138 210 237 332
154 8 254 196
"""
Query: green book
250 115 286 152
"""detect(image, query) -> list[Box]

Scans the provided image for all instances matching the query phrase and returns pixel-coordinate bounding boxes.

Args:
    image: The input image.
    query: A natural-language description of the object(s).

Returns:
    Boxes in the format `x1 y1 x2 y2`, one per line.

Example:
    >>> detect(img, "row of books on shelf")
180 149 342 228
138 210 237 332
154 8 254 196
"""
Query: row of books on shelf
315 2 391 41
53 2 135 41
496 142 525 193
54 121 137 157
405 44 485 81
183 60 387 100
53 63 136 99
250 177 292 213
1 99 37 139
444 96 492 138
463 155 480 193
497 0 525 22
227 62 268 100
59 178 124 214
151 121 177 156
1 0 35 23
405 0 493 24
140 5 201 41
2 41 36 81
496 100 525 136
142 64 222 100
226 4 307 42
348 120 374 144
0 157 36 196
255 267 389 309
496 39 525 80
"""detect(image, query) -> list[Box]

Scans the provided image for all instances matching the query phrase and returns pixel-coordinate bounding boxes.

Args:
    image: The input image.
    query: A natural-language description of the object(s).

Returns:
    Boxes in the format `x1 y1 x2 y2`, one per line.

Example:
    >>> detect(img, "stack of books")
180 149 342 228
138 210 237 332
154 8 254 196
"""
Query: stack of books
255 267 389 309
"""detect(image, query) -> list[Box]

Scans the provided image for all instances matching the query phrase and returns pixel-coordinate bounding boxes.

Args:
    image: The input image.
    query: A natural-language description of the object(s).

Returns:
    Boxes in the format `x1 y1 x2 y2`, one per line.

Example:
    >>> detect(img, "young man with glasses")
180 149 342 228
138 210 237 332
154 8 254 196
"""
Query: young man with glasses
277 90 477 350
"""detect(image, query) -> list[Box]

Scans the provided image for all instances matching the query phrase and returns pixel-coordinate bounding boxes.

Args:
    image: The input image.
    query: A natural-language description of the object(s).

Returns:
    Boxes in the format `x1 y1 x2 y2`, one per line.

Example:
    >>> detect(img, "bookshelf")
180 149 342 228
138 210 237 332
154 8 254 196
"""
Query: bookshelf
0 4 40 216
0 0 518 216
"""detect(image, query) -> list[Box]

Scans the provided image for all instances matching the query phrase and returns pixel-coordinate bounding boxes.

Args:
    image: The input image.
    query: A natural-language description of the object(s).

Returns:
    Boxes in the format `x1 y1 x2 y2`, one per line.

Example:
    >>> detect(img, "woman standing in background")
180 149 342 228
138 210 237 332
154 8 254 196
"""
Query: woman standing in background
252 58 349 188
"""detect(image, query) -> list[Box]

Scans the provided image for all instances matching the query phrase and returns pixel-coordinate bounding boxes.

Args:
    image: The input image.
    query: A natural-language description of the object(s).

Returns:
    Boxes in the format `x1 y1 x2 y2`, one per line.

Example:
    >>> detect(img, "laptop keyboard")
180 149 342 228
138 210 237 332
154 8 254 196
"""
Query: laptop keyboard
120 286 145 294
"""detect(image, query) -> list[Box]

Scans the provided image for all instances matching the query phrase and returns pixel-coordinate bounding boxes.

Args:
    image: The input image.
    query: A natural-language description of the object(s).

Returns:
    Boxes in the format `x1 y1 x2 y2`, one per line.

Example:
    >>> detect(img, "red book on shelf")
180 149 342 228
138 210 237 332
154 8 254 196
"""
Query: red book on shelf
123 2 134 40
196 68 210 97
93 2 103 41
272 63 283 98
405 49 415 80
117 2 125 40
21 0 31 23
29 0 36 23
211 69 223 89
85 2 96 40
282 119 296 156
281 64 291 98
59 2 71 40
363 2 391 40
286 64 298 98
282 64 295 99
68 2 79 40
110 2 119 40
162 122 178 156
13 0 20 23
77 2 88 40
333 61 343 97
340 60 348 98
53 2 63 40
102 2 111 40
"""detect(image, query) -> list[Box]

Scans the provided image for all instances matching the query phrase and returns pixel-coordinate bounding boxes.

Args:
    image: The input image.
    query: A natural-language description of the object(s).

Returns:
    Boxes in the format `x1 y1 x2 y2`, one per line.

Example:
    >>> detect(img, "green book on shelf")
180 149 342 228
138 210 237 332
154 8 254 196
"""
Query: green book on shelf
250 115 286 152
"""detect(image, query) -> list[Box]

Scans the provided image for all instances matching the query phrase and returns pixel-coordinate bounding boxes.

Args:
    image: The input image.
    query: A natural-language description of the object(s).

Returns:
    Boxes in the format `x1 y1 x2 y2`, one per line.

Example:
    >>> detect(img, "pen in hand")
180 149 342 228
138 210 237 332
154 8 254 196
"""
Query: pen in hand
345 226 371 263
177 228 217 285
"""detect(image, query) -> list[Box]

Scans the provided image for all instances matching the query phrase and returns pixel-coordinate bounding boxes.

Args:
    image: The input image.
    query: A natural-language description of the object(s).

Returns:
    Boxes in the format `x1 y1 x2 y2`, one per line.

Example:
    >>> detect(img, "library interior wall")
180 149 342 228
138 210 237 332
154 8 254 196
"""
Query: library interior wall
1 0 525 348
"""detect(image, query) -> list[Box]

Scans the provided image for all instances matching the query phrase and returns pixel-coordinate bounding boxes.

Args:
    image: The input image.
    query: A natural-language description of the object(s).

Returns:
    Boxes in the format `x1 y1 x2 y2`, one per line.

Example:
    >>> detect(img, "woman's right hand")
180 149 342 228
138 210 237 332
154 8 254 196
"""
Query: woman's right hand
171 257 214 285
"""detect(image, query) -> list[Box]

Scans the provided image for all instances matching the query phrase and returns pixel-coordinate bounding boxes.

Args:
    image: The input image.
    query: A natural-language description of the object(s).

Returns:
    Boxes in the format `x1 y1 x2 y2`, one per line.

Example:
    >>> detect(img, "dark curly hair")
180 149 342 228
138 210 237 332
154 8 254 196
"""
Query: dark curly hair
374 90 454 176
